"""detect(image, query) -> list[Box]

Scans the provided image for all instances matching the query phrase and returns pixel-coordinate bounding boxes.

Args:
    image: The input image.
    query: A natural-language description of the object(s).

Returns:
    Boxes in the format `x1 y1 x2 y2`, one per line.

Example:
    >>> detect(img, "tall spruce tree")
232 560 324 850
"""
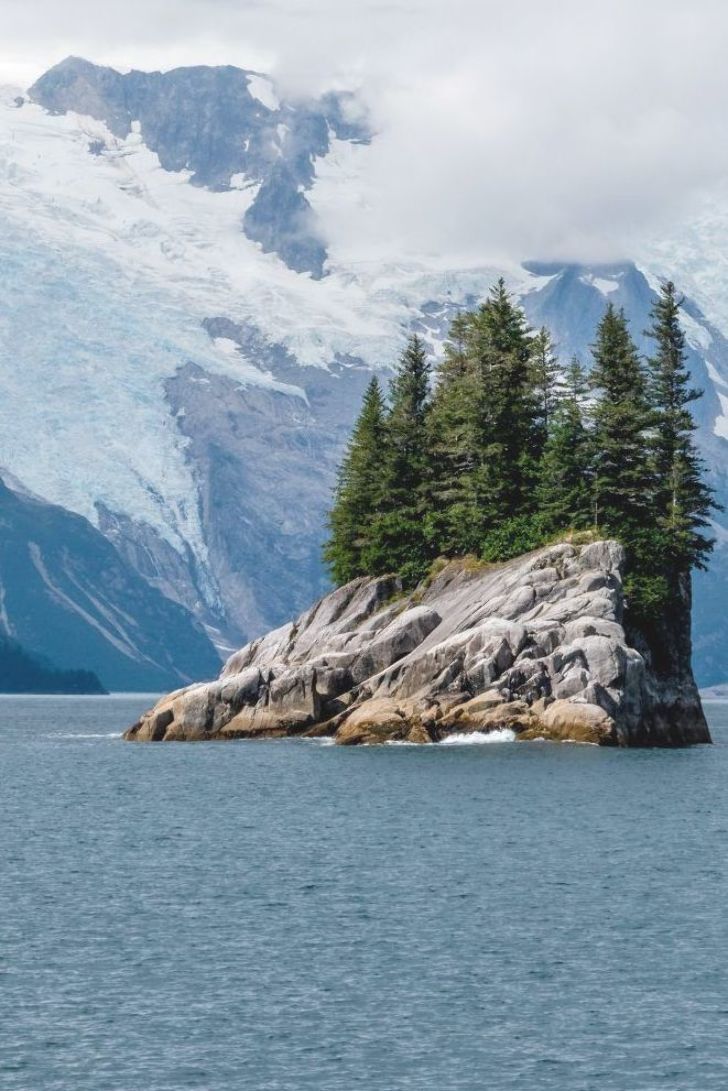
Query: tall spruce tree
589 305 665 619
474 280 543 556
590 305 654 533
324 376 388 584
645 281 716 571
530 326 562 439
367 335 433 584
480 279 543 514
537 357 593 533
426 311 488 556
427 280 540 557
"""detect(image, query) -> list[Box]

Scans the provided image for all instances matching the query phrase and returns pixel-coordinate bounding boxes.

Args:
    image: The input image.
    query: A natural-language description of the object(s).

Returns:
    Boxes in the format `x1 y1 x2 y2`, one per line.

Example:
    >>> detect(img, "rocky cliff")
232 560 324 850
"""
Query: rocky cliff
125 540 710 747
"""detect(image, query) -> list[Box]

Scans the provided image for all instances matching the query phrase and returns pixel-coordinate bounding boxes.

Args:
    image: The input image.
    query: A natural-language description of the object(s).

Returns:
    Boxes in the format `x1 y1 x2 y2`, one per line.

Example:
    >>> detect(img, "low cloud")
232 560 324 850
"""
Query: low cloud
3 0 728 264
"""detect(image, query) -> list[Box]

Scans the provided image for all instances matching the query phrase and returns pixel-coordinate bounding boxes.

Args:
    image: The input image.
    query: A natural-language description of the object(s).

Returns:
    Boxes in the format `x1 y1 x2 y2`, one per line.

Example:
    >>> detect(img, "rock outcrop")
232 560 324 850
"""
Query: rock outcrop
125 540 711 747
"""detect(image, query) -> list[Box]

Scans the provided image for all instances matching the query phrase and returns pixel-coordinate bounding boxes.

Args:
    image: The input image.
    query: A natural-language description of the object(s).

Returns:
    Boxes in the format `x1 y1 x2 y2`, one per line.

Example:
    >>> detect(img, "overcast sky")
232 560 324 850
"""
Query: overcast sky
2 0 728 264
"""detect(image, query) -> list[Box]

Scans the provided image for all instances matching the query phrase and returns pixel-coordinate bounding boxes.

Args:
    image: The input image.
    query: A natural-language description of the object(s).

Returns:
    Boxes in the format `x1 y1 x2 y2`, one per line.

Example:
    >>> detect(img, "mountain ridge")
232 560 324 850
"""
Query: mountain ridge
0 477 220 691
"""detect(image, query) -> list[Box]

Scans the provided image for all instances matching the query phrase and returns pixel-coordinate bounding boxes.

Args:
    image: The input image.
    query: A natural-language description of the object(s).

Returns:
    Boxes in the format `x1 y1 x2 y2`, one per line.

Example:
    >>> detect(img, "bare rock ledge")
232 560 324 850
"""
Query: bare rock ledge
125 541 711 747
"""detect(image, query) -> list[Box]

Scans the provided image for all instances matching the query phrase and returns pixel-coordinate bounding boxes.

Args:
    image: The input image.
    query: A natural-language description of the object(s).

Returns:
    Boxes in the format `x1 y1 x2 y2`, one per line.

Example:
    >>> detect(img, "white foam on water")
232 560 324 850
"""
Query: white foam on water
323 729 519 747
440 728 517 746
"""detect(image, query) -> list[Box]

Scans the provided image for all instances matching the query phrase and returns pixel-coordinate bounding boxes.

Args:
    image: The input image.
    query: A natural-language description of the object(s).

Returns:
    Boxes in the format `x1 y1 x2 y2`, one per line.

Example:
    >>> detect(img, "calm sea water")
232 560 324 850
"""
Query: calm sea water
2 695 728 1091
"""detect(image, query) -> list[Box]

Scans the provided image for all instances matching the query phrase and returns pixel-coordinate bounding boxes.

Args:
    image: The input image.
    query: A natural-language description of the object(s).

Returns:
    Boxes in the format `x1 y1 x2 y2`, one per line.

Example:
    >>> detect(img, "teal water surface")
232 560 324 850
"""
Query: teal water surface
2 695 728 1091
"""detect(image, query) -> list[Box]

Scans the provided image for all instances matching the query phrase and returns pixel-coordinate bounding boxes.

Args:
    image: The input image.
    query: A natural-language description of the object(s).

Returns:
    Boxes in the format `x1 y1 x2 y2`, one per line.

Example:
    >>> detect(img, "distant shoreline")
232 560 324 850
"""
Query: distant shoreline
0 691 161 699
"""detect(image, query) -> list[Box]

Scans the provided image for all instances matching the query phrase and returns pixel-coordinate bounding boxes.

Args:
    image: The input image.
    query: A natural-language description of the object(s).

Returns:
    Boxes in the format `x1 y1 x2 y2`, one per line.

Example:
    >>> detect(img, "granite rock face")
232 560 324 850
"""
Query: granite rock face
125 540 710 747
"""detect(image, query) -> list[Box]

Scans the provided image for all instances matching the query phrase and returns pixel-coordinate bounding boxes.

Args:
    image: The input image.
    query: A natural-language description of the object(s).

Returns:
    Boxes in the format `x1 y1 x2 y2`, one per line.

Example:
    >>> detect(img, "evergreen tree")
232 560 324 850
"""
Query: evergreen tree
367 335 433 584
563 354 589 403
530 326 562 439
427 280 540 556
426 312 488 556
589 305 667 619
384 333 431 492
645 281 717 571
590 305 654 533
484 279 543 505
323 377 388 584
538 357 593 533
474 280 543 552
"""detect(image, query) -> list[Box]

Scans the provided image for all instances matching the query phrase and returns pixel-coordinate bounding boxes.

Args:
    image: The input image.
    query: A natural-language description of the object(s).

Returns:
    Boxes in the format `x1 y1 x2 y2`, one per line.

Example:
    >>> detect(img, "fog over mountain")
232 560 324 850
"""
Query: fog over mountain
3 1 728 266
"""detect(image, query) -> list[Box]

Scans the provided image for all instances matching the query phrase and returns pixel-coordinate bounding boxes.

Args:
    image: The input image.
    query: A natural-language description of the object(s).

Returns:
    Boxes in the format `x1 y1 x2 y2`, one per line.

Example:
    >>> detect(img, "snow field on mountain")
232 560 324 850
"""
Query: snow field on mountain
0 99 303 566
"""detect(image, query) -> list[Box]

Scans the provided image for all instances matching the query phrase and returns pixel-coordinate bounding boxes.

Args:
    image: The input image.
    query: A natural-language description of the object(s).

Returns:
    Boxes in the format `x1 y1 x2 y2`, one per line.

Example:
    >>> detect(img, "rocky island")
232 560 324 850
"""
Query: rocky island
125 539 710 747
127 279 714 749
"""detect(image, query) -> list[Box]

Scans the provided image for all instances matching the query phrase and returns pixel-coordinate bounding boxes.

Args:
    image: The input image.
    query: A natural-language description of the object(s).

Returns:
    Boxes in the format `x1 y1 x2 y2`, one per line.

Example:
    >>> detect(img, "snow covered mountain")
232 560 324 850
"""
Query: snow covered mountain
3 57 728 686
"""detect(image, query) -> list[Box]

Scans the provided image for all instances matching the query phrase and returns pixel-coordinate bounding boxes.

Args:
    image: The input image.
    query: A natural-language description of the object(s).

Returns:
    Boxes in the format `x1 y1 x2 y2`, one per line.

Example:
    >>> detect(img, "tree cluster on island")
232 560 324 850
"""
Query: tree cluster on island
325 279 717 627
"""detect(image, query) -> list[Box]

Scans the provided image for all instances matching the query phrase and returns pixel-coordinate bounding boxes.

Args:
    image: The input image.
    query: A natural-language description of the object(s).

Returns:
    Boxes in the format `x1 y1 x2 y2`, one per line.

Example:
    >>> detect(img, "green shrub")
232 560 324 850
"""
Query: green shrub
481 515 551 563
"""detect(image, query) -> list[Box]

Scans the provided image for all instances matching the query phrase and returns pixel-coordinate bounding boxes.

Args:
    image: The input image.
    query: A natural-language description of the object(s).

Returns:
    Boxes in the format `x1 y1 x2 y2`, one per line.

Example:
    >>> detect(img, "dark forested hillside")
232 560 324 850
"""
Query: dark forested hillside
0 636 105 694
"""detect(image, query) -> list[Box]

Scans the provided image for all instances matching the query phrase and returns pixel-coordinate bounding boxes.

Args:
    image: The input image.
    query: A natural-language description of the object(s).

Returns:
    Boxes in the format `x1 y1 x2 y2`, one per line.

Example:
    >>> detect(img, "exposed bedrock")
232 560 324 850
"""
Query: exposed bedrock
125 540 711 748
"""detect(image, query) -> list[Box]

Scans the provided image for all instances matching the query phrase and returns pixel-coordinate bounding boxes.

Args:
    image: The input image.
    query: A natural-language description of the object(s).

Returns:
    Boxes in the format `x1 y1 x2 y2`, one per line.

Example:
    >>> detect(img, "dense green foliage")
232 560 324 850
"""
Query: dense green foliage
323 377 388 584
646 282 717 573
537 358 593 534
366 334 433 585
325 280 717 625
425 280 543 559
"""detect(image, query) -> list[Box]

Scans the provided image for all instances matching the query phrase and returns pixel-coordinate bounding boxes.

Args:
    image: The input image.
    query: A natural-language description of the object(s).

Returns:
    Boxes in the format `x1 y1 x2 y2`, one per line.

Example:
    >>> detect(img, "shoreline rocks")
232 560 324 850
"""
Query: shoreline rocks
125 540 711 748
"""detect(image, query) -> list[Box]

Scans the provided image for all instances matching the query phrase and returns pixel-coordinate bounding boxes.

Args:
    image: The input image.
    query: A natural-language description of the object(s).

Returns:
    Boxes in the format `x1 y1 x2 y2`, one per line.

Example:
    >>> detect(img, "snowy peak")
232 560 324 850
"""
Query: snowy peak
29 57 371 277
522 261 654 362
